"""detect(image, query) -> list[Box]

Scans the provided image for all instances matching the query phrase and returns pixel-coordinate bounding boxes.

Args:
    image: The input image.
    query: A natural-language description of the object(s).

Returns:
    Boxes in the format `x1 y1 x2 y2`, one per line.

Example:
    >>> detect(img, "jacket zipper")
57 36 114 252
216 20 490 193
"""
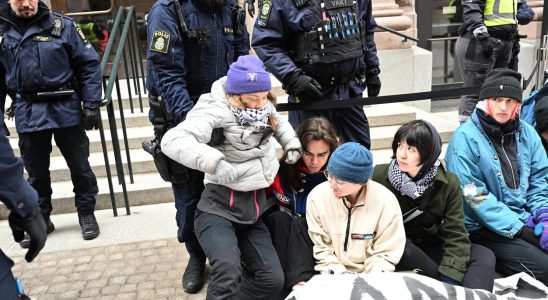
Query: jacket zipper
501 134 517 189
213 13 220 79
343 206 352 252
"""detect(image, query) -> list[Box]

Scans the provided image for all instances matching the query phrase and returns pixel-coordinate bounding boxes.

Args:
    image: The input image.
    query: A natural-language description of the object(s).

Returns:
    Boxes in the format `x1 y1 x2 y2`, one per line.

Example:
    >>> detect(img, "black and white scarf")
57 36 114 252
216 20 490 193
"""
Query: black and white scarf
387 159 440 200
230 104 270 129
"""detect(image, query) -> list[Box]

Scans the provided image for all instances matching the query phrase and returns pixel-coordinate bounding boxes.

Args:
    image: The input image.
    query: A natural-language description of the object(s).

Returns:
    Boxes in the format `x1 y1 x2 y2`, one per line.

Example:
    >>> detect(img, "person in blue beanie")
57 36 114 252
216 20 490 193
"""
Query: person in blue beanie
306 142 405 275
161 55 302 300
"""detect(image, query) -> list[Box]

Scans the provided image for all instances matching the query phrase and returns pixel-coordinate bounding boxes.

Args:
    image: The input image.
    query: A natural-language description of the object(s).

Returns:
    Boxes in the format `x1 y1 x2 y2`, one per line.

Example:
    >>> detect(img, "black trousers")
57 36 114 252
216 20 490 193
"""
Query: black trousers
396 238 496 291
263 211 316 293
194 209 284 300
0 250 17 300
18 126 98 217
172 169 205 260
470 227 548 286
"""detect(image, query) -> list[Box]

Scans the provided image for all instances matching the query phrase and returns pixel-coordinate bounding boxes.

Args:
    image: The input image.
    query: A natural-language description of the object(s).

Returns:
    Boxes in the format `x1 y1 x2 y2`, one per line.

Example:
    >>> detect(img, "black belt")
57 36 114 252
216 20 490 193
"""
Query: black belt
312 72 355 87
17 84 75 102
487 29 517 41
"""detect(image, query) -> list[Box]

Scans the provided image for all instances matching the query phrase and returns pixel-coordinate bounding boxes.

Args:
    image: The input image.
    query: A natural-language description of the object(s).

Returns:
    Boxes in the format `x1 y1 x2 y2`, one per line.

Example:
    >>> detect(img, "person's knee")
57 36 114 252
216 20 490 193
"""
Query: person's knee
255 263 285 293
471 244 496 266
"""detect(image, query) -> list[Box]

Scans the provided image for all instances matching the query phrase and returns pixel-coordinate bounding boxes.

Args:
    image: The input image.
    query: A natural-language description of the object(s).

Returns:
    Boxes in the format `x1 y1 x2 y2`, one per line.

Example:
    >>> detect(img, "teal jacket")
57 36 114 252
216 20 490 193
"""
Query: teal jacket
445 112 548 238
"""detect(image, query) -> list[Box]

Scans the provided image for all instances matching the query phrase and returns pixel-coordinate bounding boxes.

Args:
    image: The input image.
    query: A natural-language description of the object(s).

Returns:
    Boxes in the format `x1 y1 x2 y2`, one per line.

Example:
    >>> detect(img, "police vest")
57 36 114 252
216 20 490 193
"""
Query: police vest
77 22 99 43
484 0 517 27
292 0 367 65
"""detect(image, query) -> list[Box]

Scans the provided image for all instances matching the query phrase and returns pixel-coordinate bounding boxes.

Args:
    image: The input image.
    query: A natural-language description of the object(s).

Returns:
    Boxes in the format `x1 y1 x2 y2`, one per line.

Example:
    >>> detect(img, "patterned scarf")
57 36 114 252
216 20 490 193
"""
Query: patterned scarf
230 104 270 129
387 159 440 200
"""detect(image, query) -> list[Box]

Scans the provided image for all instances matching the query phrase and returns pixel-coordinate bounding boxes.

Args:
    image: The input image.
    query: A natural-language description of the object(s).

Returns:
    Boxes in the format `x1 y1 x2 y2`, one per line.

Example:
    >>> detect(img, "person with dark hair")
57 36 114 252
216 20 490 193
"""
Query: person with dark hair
372 120 496 291
306 142 405 275
263 117 339 295
161 55 302 299
445 68 548 285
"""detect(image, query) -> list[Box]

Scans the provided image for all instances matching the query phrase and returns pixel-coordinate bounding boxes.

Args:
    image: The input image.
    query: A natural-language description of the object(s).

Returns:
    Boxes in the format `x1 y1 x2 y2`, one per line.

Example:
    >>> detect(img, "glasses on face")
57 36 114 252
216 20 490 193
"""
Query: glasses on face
324 170 348 189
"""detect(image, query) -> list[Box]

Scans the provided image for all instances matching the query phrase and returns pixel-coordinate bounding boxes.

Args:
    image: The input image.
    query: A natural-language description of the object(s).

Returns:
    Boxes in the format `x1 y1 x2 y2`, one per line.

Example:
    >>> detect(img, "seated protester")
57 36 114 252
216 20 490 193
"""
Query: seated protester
445 68 548 285
307 142 406 275
263 117 339 294
534 91 548 153
372 120 495 291
161 55 302 299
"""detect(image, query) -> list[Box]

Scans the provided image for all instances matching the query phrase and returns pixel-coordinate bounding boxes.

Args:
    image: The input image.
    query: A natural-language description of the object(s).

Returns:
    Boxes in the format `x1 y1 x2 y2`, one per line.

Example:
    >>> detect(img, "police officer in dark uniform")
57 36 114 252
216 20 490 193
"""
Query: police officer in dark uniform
455 0 520 123
0 0 102 243
146 0 249 294
252 0 381 149
0 115 47 299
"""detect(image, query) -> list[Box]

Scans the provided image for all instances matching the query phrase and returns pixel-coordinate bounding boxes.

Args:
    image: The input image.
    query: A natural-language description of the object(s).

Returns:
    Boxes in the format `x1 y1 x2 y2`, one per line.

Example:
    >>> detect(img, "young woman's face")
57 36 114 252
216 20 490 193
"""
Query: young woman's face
487 97 519 124
302 139 330 173
396 140 422 178
240 92 269 109
325 171 362 199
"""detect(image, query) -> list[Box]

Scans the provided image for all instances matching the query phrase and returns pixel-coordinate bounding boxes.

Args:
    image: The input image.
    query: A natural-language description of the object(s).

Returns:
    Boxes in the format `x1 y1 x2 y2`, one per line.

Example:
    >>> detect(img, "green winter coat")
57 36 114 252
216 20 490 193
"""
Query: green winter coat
372 163 471 283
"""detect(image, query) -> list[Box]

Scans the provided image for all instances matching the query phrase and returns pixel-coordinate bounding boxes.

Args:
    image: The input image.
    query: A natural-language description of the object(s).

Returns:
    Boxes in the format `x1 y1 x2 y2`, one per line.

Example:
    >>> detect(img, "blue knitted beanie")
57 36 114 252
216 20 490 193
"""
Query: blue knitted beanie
327 142 373 184
226 55 271 95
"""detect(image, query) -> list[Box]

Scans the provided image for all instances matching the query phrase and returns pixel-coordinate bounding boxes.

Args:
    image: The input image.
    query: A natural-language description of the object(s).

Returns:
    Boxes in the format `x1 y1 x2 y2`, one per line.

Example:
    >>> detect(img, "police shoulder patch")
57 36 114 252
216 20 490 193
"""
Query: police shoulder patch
150 31 170 53
257 0 272 28
76 27 88 43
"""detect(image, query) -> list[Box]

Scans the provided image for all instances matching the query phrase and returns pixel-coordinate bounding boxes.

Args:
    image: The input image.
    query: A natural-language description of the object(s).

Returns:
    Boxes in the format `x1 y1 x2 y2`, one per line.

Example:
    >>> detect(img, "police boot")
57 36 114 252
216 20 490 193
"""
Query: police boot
182 256 205 293
19 216 54 249
78 213 100 240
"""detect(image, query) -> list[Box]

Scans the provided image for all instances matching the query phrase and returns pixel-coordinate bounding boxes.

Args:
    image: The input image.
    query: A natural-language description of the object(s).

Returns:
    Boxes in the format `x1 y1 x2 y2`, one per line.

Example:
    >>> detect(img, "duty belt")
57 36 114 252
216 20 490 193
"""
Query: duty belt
312 72 355 87
17 84 75 102
487 29 517 41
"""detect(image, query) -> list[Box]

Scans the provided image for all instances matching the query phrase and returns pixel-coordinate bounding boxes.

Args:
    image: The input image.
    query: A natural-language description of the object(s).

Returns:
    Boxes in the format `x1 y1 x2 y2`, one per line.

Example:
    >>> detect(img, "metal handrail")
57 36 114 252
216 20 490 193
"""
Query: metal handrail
65 0 114 17
376 24 419 43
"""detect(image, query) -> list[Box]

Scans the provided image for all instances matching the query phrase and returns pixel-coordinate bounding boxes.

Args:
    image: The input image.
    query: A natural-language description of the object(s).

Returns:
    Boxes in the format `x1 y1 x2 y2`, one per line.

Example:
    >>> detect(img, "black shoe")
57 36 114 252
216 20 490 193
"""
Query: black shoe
78 213 100 240
19 217 54 249
182 256 205 294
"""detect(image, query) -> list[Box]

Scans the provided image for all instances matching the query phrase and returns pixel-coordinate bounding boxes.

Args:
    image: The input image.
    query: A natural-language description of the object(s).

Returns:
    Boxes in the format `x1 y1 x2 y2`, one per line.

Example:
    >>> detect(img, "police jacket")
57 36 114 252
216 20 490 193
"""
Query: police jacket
445 111 548 238
146 0 249 125
0 118 39 280
252 0 379 87
460 0 518 36
0 2 102 133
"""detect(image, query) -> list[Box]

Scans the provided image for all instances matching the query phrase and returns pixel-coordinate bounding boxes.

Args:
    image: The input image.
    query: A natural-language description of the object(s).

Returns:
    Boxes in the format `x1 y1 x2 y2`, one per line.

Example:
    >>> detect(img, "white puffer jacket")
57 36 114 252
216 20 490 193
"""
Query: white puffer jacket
161 77 301 192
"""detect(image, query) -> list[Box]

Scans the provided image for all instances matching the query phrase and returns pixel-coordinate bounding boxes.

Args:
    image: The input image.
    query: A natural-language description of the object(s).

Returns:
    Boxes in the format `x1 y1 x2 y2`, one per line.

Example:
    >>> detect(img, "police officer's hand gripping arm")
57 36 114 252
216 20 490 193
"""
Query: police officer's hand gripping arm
251 0 322 103
461 0 493 58
67 21 103 130
147 2 193 125
0 118 47 262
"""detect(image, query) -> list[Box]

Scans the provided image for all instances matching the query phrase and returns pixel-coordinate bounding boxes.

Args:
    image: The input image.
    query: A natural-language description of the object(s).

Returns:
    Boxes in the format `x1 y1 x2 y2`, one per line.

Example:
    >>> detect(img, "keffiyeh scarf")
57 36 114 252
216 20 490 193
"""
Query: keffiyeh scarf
387 159 440 200
230 105 270 129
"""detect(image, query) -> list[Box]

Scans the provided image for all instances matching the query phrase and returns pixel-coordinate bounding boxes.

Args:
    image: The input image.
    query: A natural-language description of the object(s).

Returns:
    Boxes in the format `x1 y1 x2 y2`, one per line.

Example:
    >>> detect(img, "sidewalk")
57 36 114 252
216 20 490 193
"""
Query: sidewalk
0 203 207 299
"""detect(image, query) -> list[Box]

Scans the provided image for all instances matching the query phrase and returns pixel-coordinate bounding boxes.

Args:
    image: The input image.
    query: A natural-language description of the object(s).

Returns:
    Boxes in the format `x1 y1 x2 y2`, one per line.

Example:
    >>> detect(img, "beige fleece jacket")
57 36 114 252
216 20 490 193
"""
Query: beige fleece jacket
306 180 405 274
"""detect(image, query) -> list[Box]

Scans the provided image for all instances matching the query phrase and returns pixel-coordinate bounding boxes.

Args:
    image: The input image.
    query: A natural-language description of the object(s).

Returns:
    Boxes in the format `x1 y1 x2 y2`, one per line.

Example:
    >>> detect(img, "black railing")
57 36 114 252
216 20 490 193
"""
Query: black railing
376 24 419 43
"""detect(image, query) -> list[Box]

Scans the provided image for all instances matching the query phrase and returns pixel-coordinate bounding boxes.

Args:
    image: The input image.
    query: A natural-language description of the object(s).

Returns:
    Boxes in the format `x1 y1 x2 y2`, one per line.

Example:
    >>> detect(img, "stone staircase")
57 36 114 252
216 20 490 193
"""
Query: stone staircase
0 79 460 219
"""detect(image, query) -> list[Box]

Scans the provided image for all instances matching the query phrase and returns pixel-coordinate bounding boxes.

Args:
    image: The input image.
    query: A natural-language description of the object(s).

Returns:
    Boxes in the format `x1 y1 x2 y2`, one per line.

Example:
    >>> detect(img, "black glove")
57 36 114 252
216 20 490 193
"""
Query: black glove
473 26 493 58
366 75 381 97
9 206 47 262
82 107 100 130
285 71 323 103
246 0 255 18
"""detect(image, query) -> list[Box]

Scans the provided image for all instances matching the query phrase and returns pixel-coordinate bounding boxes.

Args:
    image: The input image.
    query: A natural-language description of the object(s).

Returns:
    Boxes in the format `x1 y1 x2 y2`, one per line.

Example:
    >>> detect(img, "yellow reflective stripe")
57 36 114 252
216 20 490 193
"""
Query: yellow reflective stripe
484 0 517 26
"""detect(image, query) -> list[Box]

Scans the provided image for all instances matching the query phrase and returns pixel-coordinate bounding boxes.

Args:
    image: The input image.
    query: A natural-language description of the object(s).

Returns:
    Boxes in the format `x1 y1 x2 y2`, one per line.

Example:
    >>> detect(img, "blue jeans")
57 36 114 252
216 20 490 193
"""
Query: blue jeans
18 125 98 217
173 168 205 259
195 209 284 300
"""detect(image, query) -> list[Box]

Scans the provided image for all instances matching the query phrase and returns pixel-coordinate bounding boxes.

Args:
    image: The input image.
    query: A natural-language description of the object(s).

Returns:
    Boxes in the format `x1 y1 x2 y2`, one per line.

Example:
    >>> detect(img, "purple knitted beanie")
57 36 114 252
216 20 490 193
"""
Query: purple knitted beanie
226 55 271 95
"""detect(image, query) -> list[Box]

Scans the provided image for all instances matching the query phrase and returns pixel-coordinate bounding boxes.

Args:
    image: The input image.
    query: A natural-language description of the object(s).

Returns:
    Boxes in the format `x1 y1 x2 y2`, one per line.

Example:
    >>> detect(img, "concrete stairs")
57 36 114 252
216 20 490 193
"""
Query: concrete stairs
0 80 460 219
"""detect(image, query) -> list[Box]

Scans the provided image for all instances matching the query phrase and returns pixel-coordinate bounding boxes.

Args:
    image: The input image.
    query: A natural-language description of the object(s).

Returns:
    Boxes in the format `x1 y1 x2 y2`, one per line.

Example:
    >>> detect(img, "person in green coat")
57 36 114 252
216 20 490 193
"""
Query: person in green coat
372 120 495 291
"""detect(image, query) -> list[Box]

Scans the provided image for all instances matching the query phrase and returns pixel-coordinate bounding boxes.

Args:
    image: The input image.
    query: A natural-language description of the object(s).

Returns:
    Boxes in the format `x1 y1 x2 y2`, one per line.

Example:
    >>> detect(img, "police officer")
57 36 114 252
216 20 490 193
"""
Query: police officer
0 116 47 299
455 0 520 123
252 0 381 149
0 0 102 243
77 18 105 53
146 0 249 294
508 0 534 72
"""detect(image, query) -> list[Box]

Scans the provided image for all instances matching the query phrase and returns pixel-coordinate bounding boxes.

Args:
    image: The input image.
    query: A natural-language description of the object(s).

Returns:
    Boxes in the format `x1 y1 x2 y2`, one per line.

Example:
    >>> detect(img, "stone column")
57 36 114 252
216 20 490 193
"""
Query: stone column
372 0 414 50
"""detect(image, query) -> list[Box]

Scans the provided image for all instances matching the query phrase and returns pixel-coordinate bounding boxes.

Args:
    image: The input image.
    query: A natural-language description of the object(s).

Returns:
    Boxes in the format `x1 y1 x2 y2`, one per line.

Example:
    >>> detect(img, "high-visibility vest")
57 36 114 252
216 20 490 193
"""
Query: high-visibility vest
77 22 99 44
484 0 517 27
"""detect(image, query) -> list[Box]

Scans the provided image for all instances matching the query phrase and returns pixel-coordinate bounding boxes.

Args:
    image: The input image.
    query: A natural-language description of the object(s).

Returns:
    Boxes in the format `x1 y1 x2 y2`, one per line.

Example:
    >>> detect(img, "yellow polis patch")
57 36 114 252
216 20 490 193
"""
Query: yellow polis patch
76 27 88 43
150 31 170 53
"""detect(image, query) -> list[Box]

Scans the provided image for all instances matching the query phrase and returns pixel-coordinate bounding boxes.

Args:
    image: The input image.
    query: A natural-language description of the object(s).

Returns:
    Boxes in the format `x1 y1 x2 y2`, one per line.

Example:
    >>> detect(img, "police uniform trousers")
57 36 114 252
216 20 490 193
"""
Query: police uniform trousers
455 33 513 123
0 251 18 300
18 125 98 218
172 169 206 260
288 80 371 149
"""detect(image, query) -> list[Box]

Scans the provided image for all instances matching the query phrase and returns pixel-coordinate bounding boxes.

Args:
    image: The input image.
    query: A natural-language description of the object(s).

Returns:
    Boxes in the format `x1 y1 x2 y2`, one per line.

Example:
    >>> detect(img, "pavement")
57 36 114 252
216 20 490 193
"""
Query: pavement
0 203 208 299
